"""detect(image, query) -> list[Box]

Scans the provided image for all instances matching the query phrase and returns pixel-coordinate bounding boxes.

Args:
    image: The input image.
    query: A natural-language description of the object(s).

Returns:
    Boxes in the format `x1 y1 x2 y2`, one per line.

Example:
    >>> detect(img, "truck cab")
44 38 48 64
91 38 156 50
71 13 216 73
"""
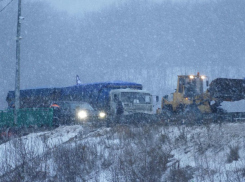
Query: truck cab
109 89 154 115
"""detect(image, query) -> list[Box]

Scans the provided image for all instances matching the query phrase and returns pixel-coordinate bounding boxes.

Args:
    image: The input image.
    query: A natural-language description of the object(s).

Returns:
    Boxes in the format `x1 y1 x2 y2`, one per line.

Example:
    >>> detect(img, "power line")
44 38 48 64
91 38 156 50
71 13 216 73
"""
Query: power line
0 0 14 13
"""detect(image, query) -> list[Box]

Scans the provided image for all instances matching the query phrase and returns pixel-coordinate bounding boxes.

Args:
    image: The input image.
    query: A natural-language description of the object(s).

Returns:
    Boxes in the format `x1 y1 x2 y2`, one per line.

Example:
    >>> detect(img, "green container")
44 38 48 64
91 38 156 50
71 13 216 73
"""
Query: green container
0 108 53 128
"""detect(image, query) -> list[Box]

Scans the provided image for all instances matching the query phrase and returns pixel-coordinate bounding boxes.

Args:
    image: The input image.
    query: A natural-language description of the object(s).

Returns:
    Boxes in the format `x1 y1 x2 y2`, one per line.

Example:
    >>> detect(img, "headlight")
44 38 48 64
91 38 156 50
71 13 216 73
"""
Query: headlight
99 112 106 118
77 110 88 119
189 75 194 79
201 76 206 79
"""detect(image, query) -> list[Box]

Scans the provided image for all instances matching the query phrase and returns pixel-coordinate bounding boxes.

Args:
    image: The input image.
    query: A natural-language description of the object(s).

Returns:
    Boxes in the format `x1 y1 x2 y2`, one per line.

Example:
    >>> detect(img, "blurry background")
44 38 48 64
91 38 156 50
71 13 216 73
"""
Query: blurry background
0 0 245 110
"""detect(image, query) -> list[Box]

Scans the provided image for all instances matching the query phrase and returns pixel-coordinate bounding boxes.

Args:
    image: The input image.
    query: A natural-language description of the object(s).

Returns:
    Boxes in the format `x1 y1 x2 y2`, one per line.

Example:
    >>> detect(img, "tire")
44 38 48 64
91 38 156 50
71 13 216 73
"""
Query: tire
52 117 60 127
161 105 173 119
183 105 202 123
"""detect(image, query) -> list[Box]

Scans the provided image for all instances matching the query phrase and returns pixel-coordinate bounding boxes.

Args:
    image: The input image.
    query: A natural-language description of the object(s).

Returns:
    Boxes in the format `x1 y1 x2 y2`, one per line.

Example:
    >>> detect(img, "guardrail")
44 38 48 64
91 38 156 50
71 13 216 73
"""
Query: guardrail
0 108 53 128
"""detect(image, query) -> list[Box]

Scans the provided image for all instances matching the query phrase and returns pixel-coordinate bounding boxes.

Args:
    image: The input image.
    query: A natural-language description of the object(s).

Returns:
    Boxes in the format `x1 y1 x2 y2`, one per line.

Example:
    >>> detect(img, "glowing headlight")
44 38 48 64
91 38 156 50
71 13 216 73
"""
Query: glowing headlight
189 75 194 79
201 76 206 79
77 110 88 119
99 112 106 118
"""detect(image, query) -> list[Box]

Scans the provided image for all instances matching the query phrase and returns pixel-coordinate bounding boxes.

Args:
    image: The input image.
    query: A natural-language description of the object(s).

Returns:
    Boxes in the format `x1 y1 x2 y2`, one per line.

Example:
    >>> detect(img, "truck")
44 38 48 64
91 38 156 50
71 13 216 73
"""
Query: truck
6 81 157 122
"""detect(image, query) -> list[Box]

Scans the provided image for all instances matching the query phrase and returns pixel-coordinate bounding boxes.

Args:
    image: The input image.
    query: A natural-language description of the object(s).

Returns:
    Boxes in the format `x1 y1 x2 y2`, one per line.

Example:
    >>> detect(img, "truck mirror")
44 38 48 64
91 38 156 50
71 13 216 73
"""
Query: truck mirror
206 80 209 87
156 96 159 102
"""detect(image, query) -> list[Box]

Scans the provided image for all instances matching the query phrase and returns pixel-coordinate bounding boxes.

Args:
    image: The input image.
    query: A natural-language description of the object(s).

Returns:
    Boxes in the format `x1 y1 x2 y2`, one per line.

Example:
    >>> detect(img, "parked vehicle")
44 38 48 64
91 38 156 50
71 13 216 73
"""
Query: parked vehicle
50 101 106 125
6 81 158 119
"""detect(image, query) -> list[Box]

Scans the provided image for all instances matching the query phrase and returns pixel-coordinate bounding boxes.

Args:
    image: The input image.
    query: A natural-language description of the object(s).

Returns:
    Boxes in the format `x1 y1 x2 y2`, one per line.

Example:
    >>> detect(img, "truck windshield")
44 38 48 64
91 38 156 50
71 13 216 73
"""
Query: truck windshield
121 92 151 104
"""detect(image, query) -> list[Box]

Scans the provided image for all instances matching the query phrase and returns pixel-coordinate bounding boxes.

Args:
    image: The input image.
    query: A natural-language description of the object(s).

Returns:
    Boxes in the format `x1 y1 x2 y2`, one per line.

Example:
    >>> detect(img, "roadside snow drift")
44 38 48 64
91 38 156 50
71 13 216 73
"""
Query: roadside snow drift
0 122 245 181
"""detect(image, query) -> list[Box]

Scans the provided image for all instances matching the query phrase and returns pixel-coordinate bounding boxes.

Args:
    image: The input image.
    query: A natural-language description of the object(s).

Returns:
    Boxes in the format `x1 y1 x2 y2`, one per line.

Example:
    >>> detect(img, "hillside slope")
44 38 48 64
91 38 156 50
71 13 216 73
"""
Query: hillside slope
1 122 245 181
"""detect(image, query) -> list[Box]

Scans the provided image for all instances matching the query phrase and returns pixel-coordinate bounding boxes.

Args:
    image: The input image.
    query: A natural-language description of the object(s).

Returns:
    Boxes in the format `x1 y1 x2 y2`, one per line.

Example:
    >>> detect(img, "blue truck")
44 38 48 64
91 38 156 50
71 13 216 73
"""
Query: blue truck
6 81 157 119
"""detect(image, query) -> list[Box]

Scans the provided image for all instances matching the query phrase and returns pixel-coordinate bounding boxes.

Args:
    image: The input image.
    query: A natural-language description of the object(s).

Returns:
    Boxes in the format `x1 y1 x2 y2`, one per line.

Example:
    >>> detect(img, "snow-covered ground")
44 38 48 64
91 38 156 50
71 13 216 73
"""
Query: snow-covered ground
0 122 245 181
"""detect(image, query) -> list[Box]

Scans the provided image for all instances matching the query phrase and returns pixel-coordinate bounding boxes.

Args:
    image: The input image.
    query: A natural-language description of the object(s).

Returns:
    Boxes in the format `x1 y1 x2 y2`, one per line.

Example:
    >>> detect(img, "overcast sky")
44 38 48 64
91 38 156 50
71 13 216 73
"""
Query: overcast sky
41 0 119 14
1 0 244 110
38 0 210 15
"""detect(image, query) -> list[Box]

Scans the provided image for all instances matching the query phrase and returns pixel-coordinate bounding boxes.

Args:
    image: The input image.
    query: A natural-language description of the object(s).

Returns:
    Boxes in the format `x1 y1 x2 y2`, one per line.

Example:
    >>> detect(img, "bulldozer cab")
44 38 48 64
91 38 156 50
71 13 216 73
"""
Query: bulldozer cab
161 72 211 114
177 73 205 98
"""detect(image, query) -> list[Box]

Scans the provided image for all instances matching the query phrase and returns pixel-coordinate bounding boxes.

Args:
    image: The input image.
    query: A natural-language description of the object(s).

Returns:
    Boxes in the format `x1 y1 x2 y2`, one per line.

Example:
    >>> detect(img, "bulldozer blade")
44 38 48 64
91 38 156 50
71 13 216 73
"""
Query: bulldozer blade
208 78 245 101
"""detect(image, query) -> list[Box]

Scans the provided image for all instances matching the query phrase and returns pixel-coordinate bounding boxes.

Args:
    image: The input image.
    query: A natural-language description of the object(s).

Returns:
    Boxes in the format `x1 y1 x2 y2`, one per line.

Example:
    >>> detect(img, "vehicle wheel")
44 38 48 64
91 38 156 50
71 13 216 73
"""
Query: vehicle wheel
183 105 202 123
161 105 173 120
53 117 60 127
161 109 173 119
105 116 113 127
184 110 197 122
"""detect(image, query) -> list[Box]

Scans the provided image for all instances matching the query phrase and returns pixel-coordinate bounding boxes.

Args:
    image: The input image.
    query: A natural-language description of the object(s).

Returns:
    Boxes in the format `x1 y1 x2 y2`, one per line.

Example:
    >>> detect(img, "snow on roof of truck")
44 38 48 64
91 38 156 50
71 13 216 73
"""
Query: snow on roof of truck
66 81 143 90
73 81 142 87
110 89 151 94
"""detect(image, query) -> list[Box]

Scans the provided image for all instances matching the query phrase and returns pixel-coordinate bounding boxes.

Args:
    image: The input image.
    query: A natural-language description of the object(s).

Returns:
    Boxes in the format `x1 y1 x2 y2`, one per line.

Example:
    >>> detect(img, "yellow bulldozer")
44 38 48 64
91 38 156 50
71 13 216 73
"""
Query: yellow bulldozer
160 72 245 121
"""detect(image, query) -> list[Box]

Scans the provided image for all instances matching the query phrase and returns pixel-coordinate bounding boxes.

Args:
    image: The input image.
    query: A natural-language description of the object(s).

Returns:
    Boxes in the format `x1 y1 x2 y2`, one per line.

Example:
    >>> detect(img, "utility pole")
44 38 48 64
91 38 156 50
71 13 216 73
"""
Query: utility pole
14 0 22 125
